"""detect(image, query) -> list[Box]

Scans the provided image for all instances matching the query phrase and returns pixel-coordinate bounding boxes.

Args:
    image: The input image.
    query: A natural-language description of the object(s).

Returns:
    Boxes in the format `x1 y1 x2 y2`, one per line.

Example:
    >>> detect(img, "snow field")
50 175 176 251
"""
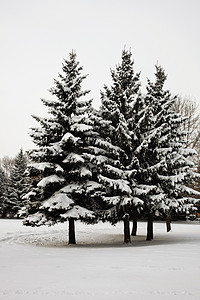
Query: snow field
0 219 200 300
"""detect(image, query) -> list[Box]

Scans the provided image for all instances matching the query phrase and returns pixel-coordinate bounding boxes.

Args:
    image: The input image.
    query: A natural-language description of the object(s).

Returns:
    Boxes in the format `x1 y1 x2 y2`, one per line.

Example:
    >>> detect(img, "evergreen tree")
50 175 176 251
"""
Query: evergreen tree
23 52 123 244
0 167 8 217
132 65 200 239
152 68 200 221
99 49 143 241
7 149 30 217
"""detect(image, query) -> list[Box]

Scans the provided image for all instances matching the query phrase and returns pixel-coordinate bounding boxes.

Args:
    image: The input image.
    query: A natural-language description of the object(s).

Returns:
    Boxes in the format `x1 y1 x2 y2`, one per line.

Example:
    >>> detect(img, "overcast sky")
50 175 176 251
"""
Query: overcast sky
1 0 200 158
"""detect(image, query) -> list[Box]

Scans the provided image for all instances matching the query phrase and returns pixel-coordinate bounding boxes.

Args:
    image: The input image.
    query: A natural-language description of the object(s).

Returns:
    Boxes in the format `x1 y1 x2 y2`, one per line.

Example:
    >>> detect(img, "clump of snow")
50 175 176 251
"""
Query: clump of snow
102 196 121 205
63 153 84 164
132 197 144 205
22 191 36 200
133 185 158 195
149 193 166 202
37 175 65 188
46 142 63 156
80 167 92 178
60 184 84 194
28 162 64 173
98 175 132 195
85 181 102 193
24 212 51 226
61 132 80 144
40 193 74 211
60 205 94 219
84 153 108 165
105 164 125 178
71 123 93 132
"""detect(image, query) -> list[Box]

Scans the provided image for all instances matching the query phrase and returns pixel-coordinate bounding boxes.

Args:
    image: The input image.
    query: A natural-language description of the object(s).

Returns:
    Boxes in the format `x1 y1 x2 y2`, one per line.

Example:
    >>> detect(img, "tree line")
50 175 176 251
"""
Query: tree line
1 50 200 244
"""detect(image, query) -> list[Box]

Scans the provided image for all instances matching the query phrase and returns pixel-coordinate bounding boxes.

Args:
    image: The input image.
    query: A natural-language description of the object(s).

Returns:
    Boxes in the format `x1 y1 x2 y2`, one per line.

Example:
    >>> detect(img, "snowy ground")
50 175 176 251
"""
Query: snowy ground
0 219 200 300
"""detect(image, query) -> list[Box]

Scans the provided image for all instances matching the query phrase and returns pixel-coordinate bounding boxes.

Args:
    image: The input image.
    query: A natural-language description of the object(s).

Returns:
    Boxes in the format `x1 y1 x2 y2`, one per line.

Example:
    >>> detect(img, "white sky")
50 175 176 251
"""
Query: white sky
1 0 200 158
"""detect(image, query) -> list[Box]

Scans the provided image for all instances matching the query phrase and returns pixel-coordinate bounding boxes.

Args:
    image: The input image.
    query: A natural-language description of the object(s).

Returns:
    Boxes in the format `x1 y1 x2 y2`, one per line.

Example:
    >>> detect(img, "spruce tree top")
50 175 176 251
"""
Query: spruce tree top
30 51 91 151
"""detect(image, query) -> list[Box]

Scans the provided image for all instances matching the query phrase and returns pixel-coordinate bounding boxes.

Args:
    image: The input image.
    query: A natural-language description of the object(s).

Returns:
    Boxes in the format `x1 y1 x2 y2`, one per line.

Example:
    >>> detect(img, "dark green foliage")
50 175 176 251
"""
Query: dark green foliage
6 149 30 217
0 167 8 217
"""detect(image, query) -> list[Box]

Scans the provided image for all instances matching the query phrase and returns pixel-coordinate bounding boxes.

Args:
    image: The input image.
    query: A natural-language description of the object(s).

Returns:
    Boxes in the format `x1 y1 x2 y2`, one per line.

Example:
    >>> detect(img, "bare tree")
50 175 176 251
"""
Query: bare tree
173 96 200 164
0 156 14 177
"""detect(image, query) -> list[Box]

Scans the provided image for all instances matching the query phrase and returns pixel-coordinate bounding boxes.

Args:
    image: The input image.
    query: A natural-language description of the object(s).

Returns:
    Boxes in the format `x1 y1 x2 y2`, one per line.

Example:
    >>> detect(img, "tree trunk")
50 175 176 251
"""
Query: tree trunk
146 212 153 241
166 216 171 232
131 210 137 236
68 218 76 244
124 213 131 243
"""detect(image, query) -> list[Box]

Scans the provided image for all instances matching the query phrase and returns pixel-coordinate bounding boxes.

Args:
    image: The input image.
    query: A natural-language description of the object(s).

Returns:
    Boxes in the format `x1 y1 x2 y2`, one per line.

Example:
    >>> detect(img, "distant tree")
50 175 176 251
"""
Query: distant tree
0 167 8 217
6 149 30 217
0 156 14 177
173 96 200 215
173 96 200 162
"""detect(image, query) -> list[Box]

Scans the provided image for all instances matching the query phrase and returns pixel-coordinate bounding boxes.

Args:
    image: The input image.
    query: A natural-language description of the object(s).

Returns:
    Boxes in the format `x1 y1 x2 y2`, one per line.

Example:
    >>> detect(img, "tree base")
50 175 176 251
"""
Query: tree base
146 212 153 241
124 214 131 243
166 216 171 232
68 218 76 244
131 211 137 236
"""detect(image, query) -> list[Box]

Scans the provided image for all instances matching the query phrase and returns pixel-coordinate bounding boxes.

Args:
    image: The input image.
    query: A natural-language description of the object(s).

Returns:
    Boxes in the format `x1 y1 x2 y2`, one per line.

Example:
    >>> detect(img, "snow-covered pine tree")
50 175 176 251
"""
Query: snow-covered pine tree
0 167 8 217
99 49 142 242
152 67 200 223
6 149 30 217
132 65 200 239
23 51 120 244
22 52 95 243
131 65 170 239
101 49 140 164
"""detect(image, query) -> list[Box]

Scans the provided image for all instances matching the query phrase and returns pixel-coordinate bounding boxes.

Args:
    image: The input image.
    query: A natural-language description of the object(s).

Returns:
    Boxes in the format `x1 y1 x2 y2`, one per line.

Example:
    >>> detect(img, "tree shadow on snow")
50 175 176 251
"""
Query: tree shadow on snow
16 231 199 248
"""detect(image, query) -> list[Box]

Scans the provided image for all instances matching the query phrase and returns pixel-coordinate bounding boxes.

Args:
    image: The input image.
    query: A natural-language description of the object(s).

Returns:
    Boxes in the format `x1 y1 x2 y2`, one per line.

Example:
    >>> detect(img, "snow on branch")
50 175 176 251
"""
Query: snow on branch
28 162 64 174
158 173 187 186
102 196 121 205
180 185 200 196
94 138 123 155
70 123 93 132
60 183 84 194
156 147 172 156
45 143 63 156
133 184 158 195
98 175 132 195
85 181 102 193
179 148 197 157
37 175 65 188
40 193 74 211
63 153 84 164
148 160 166 172
61 132 81 144
80 167 92 178
149 193 166 202
104 164 125 178
24 212 53 227
82 153 109 165
60 205 94 220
